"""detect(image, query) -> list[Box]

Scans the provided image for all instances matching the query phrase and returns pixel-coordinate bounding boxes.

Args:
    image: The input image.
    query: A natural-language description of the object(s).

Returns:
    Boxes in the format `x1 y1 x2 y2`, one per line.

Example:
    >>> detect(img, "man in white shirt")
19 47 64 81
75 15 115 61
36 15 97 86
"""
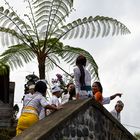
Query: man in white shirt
110 100 124 122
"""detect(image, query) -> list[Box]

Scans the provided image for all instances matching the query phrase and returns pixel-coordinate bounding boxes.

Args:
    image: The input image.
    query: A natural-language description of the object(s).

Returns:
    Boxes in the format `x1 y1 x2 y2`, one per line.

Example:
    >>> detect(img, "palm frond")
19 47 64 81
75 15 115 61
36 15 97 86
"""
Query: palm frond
57 45 99 80
0 1 130 80
0 44 36 70
43 37 63 53
0 6 31 32
0 5 36 46
45 53 61 72
0 26 38 48
53 16 130 40
33 0 73 37
0 27 24 45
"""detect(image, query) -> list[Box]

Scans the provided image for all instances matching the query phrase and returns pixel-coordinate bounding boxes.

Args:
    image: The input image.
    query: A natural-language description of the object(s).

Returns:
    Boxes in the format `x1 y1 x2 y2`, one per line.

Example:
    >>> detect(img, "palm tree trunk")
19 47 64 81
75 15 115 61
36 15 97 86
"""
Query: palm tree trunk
38 57 45 79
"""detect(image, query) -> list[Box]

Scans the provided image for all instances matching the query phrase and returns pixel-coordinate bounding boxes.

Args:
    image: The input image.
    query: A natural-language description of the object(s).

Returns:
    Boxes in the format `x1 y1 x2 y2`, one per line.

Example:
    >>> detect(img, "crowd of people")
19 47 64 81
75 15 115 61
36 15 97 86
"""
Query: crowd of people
16 54 124 135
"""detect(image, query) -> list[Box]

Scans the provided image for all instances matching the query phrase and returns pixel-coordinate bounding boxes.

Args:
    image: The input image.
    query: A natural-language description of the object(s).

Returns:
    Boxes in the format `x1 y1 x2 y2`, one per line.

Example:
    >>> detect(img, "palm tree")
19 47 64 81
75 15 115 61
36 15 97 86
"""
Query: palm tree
0 0 130 79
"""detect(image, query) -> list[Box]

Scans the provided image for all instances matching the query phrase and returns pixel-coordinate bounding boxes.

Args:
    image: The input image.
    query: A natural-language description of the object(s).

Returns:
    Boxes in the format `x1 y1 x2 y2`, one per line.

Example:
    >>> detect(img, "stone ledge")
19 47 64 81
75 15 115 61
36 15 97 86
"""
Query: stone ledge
12 98 136 140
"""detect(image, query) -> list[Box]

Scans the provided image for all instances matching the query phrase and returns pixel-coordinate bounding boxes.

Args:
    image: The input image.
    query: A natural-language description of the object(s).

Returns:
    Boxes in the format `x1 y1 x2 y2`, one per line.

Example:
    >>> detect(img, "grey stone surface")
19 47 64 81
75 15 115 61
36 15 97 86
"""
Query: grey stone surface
12 98 136 140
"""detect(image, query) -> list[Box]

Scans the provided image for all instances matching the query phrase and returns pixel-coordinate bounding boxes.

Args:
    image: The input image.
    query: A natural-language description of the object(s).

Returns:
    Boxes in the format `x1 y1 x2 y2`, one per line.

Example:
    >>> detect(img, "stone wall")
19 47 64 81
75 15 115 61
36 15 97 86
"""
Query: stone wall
12 98 136 140
0 82 15 128
0 104 13 128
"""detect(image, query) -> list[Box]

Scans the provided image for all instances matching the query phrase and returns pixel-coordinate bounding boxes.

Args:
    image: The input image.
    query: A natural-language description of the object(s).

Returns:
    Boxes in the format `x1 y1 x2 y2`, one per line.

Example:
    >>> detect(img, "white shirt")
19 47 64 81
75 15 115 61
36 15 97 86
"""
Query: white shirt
61 93 70 104
73 66 91 94
49 95 61 107
39 97 49 120
46 95 61 116
39 107 46 120
23 92 49 115
102 97 110 105
110 109 121 122
23 93 33 106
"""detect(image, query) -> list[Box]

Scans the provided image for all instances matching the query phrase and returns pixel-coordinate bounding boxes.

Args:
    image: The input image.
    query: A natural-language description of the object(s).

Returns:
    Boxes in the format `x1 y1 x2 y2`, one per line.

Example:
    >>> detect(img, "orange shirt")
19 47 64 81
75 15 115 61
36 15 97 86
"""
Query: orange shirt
94 91 103 103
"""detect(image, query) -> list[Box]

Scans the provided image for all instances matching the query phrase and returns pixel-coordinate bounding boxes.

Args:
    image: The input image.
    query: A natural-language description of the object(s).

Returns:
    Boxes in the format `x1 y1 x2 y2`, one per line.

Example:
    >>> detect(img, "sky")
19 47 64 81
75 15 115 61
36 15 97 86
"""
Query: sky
0 0 140 134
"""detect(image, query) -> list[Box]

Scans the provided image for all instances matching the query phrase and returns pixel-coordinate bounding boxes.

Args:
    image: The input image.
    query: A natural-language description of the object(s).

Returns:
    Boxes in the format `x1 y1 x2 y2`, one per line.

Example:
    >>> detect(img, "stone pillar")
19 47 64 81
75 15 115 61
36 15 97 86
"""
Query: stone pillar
0 62 9 103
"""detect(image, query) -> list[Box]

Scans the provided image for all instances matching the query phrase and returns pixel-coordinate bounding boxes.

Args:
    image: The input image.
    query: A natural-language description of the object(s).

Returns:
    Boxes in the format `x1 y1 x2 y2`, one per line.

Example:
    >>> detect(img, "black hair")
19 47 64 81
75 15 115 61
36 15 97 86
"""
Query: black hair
34 81 47 96
94 81 103 93
76 55 87 88
67 82 74 88
69 88 76 100
66 83 76 100
13 104 19 112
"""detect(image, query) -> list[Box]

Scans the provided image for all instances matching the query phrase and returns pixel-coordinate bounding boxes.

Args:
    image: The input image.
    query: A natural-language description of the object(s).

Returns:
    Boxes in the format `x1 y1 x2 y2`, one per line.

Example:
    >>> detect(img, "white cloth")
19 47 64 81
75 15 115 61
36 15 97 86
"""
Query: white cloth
51 85 61 93
22 109 38 115
73 66 91 94
61 93 70 104
46 95 61 116
39 107 46 120
23 93 33 106
23 92 49 115
23 93 48 120
110 109 121 122
29 84 35 89
102 97 111 105
49 95 61 107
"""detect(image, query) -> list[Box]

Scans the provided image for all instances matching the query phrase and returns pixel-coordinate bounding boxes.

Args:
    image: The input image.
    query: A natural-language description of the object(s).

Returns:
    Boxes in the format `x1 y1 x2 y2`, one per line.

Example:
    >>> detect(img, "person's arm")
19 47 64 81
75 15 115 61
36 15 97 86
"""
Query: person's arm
110 93 122 100
45 104 62 111
102 97 110 105
40 96 63 111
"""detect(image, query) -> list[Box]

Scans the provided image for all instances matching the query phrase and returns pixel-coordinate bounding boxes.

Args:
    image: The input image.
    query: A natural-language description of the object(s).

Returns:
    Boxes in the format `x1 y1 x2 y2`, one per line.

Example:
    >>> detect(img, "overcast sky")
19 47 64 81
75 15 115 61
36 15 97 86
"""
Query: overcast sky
0 0 140 134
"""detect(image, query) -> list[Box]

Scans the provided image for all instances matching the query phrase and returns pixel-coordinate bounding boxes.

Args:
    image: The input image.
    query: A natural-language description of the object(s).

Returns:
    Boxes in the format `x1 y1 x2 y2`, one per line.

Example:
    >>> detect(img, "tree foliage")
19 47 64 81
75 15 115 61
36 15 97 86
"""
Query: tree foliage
0 0 130 79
